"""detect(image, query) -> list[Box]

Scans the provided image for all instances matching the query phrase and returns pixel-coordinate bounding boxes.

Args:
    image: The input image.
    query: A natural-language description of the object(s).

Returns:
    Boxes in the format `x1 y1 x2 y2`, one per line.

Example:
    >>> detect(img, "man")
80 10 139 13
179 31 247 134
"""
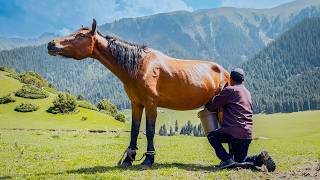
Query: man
205 68 276 172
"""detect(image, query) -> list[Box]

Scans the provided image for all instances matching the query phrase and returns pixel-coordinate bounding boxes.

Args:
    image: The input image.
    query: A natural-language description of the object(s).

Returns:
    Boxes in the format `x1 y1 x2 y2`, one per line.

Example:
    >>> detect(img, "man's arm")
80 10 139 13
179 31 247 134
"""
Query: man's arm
205 87 233 111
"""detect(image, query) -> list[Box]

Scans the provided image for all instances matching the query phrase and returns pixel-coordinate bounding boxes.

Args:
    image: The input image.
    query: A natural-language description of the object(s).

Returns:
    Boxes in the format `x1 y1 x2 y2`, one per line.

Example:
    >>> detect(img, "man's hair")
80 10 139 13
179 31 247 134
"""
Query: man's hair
231 68 245 84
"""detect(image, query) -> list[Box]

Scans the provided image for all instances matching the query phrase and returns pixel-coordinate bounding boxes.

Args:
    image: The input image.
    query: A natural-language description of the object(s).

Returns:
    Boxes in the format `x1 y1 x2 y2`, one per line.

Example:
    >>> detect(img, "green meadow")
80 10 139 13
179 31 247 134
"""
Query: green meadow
0 71 124 131
0 70 320 179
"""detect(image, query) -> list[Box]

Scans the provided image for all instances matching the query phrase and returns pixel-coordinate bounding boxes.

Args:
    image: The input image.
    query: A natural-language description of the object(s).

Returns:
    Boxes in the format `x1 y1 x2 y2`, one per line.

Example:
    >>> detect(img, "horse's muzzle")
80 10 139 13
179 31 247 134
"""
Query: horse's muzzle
47 41 60 56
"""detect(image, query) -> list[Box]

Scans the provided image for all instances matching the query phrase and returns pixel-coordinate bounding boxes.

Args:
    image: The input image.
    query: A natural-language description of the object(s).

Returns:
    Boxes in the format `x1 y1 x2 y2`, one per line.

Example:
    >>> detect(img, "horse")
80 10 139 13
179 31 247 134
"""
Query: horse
48 19 230 168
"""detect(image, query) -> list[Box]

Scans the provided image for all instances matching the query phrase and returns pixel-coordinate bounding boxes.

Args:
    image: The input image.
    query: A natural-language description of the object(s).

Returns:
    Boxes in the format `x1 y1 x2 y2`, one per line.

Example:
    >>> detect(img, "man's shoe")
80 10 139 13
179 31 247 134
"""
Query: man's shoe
260 150 276 172
219 158 236 169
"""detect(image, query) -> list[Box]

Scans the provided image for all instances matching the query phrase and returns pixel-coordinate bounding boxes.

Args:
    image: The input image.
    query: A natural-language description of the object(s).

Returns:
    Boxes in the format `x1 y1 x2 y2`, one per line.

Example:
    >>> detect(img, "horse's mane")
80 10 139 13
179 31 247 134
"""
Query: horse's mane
97 31 148 74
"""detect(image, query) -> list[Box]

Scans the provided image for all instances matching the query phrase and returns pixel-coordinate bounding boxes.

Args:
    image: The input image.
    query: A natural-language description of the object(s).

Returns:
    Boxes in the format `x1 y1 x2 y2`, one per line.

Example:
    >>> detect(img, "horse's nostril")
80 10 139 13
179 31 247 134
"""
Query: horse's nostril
47 41 56 50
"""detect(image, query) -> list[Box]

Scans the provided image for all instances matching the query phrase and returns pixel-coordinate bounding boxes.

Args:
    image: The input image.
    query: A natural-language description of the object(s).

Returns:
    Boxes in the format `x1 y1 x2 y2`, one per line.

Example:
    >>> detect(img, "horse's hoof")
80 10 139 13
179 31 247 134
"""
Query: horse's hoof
140 154 154 169
118 150 136 168
118 161 132 168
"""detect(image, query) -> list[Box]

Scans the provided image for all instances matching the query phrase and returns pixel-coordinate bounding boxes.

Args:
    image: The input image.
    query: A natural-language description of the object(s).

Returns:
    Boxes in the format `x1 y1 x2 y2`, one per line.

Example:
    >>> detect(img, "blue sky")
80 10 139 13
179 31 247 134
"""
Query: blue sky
0 0 295 38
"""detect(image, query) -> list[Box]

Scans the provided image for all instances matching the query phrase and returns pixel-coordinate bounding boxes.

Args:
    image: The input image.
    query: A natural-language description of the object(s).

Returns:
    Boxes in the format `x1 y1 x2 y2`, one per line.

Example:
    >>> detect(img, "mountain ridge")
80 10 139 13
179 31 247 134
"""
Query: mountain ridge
0 33 57 51
0 0 319 111
242 17 320 113
100 0 320 66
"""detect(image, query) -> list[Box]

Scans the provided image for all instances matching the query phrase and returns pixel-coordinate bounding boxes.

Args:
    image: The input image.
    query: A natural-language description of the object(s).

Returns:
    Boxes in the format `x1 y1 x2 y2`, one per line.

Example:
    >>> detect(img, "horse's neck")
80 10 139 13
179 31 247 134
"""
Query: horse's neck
91 35 131 83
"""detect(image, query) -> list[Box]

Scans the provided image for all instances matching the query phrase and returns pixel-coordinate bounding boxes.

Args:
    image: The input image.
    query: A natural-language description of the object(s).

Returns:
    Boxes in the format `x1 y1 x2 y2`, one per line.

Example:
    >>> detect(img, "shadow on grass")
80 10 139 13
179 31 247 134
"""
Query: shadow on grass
63 162 260 175
0 176 12 179
6 162 260 178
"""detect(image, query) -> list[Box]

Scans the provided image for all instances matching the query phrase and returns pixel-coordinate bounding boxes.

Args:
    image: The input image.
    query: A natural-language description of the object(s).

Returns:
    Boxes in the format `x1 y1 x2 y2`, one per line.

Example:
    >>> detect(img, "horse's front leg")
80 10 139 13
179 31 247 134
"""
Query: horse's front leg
119 103 143 167
141 105 157 167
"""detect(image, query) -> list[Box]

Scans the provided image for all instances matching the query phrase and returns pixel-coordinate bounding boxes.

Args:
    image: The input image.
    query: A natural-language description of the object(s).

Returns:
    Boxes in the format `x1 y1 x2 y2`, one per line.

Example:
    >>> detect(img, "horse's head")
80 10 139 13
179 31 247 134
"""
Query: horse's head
47 19 97 60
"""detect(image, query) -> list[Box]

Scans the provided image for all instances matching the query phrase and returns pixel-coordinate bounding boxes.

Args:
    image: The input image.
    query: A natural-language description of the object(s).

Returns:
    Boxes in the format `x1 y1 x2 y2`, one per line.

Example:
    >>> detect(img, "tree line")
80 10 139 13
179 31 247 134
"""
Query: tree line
159 120 205 137
242 18 320 113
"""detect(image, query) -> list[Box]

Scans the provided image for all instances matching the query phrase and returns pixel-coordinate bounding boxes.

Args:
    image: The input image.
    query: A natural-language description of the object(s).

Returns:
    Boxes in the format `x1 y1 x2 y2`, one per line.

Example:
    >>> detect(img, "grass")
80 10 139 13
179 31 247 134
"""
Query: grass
0 111 319 179
0 71 124 131
0 71 320 179
0 72 22 95
123 108 199 130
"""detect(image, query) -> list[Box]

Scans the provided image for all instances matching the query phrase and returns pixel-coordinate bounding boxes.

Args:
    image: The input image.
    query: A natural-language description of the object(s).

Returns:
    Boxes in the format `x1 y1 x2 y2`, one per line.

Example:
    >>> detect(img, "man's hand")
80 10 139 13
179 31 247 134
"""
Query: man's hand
205 87 233 111
205 100 213 111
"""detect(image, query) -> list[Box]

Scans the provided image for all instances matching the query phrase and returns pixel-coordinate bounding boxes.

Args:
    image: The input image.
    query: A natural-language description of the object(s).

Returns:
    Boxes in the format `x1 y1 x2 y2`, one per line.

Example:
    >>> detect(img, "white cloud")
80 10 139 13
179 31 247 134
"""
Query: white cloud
0 0 193 37
221 0 295 9
25 0 193 25
111 0 192 19
58 28 71 36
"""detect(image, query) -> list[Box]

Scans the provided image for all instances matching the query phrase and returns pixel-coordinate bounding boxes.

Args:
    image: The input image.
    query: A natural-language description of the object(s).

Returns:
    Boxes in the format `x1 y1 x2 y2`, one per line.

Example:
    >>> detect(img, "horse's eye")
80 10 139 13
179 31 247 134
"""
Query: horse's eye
77 34 86 38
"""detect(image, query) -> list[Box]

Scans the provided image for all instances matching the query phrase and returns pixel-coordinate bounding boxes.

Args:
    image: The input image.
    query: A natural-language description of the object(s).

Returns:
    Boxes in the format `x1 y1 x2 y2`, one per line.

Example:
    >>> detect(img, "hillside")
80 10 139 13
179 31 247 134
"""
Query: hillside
0 71 125 130
1 110 320 178
0 33 56 51
0 0 320 109
242 17 320 113
0 46 130 108
100 0 320 66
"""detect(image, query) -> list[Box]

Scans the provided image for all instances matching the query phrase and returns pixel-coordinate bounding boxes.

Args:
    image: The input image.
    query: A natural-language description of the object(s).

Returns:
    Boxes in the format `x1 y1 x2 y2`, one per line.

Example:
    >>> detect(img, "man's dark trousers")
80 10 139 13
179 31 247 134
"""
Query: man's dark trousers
207 130 263 166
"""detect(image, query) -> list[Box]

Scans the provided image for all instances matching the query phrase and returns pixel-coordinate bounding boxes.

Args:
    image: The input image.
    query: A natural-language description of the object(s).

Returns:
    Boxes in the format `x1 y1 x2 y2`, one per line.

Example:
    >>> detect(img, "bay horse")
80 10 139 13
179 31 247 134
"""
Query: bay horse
48 19 230 168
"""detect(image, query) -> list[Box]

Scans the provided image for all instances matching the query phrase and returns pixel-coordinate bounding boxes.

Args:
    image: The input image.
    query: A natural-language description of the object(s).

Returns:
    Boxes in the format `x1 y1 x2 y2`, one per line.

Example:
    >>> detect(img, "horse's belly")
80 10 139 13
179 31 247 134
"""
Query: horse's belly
140 59 222 110
157 83 215 110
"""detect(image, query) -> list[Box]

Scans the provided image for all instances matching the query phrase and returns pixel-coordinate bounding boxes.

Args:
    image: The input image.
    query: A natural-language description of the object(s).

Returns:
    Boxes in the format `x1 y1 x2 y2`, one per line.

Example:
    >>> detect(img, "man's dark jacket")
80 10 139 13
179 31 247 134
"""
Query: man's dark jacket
205 84 253 139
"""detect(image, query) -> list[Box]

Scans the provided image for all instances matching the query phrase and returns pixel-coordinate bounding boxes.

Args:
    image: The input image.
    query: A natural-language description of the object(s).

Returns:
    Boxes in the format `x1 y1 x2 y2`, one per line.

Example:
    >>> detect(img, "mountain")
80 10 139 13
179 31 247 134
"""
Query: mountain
0 0 320 110
0 33 57 51
242 17 320 113
100 0 320 67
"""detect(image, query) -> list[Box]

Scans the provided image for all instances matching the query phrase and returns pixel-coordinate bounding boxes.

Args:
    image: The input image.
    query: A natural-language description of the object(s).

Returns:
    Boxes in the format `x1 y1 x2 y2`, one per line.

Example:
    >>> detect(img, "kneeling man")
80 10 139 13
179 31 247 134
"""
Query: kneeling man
205 68 276 172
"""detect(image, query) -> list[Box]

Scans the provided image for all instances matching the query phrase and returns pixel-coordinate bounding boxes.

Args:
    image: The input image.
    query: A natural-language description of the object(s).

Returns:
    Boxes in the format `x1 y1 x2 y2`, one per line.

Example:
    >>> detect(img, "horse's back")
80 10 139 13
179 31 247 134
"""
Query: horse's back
155 55 224 110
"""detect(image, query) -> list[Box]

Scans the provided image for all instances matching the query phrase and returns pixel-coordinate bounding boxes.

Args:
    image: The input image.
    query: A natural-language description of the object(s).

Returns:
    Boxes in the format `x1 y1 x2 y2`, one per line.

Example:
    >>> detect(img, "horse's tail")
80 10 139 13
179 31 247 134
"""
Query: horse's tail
218 67 231 91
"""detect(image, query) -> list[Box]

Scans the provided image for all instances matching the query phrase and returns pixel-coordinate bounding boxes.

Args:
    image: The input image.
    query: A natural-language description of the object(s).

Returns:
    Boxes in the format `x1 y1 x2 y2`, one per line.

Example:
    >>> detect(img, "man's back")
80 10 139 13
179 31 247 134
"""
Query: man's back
220 84 253 139
205 84 253 139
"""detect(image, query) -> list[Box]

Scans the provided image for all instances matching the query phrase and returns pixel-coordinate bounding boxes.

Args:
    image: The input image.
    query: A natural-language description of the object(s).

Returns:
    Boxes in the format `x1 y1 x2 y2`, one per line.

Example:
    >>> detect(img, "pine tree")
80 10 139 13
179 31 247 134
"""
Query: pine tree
193 125 198 137
159 126 164 136
180 127 185 135
162 124 168 136
198 124 205 137
175 120 179 132
186 120 193 135
169 126 175 136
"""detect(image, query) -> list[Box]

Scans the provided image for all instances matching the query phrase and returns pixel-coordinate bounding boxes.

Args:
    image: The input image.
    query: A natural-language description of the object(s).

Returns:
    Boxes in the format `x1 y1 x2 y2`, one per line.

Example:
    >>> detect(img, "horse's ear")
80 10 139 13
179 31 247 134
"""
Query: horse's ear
90 18 97 35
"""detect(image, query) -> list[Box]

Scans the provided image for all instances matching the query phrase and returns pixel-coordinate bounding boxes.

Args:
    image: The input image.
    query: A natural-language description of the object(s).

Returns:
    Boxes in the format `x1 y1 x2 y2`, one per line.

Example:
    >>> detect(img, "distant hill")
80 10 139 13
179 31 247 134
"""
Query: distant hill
0 33 57 51
0 0 319 109
100 0 320 66
0 46 129 108
242 17 320 113
0 70 125 130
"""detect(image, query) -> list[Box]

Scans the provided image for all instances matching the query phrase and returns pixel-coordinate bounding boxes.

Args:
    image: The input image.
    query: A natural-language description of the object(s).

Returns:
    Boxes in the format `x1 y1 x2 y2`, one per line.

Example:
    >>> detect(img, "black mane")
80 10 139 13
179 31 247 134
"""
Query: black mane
98 31 147 74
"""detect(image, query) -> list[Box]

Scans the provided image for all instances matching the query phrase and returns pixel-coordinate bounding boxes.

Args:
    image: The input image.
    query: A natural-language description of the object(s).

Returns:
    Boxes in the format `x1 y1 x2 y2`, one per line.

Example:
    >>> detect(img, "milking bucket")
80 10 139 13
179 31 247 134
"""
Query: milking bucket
197 109 220 135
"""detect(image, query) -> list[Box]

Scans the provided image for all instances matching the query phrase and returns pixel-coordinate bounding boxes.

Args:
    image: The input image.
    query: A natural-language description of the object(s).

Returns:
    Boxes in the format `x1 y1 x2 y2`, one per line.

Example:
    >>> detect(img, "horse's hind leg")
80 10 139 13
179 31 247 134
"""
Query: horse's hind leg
119 103 143 167
141 105 157 168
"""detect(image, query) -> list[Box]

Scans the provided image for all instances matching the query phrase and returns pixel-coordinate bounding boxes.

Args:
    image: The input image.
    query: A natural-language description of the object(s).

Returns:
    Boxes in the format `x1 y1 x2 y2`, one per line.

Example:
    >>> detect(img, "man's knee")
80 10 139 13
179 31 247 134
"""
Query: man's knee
207 131 232 142
207 131 220 145
207 131 217 140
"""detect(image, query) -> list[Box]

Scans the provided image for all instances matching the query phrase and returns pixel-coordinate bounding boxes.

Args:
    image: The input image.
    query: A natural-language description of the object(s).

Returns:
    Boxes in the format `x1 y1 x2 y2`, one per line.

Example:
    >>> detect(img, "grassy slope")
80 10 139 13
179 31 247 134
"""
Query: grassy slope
0 71 124 130
122 108 201 131
0 110 319 179
124 108 320 138
3 69 318 137
0 71 319 178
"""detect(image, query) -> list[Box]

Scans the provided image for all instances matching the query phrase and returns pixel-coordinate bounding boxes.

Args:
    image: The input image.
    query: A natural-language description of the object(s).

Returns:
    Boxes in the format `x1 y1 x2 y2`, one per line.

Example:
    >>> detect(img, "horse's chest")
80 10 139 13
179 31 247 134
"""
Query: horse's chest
124 80 158 103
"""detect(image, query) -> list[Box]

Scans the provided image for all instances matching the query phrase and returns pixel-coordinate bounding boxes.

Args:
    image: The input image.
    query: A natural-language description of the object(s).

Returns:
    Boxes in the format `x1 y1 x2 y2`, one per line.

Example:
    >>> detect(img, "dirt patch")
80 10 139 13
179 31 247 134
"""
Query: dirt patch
274 160 319 179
